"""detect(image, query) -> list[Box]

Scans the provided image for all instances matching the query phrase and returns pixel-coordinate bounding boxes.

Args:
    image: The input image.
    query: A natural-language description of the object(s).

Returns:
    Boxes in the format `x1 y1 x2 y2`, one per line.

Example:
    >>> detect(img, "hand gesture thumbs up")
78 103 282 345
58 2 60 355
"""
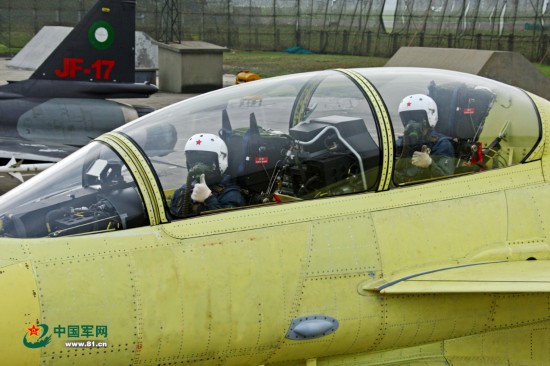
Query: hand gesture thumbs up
412 145 433 168
191 174 212 203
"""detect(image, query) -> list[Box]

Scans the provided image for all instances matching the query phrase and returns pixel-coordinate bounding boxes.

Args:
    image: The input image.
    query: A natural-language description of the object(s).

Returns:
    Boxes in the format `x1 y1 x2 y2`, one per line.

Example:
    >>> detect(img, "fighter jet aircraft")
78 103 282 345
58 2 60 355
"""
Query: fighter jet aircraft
0 0 157 191
0 67 548 365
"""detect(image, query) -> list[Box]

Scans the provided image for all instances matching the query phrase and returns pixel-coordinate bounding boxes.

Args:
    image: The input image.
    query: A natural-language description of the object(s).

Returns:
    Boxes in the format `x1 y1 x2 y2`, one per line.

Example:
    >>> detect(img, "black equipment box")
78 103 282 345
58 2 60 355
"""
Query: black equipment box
53 213 117 236
289 115 376 158
288 153 356 196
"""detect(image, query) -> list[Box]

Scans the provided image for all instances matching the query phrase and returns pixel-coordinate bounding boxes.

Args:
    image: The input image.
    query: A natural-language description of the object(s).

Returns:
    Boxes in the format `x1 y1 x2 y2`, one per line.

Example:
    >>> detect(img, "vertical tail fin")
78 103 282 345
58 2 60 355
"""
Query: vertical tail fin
30 0 135 83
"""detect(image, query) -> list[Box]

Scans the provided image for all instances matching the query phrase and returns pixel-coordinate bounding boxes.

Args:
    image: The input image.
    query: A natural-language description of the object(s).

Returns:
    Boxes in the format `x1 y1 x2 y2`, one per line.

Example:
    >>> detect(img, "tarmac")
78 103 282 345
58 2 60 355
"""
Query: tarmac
0 57 237 110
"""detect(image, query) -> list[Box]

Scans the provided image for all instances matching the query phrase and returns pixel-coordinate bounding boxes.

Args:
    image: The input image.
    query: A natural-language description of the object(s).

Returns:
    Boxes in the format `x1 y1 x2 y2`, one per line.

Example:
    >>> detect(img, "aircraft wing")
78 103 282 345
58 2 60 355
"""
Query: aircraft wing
0 136 77 162
367 260 550 293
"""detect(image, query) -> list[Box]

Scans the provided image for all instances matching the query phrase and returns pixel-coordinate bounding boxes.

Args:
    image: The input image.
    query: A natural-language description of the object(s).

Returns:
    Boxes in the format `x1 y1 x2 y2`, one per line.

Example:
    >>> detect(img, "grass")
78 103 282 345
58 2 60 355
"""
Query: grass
0 44 21 56
0 32 32 56
535 63 550 78
223 50 389 78
225 50 550 81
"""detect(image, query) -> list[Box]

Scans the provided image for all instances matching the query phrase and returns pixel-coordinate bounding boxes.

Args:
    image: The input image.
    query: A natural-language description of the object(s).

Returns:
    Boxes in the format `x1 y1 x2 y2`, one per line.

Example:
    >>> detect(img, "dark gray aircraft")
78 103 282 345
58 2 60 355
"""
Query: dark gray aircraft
0 0 157 191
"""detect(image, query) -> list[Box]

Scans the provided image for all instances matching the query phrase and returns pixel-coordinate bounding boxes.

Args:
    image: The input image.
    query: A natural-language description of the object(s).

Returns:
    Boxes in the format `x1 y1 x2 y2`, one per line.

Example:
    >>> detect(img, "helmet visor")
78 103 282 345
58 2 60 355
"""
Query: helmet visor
399 110 429 127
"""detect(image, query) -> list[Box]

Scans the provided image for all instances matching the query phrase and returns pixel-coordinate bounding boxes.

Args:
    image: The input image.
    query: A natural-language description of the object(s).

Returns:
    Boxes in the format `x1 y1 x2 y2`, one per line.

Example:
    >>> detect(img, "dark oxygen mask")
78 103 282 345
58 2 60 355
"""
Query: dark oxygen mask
188 162 216 182
186 151 222 186
404 120 424 147
187 150 217 171
400 109 429 149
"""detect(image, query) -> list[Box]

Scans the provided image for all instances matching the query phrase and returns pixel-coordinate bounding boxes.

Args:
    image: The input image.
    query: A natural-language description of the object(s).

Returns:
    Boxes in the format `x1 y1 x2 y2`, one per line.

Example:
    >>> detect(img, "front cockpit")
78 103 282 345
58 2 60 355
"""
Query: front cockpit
0 68 542 238
0 142 148 238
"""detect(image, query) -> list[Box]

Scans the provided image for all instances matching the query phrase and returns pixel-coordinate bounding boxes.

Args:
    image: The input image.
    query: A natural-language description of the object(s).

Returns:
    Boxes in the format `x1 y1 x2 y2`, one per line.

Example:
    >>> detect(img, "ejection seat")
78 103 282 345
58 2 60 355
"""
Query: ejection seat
219 110 292 204
427 81 496 171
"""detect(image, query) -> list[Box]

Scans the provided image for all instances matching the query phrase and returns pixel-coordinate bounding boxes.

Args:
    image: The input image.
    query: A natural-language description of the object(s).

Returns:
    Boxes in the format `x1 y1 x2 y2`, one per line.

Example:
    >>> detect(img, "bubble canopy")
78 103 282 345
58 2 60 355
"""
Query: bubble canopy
0 68 541 238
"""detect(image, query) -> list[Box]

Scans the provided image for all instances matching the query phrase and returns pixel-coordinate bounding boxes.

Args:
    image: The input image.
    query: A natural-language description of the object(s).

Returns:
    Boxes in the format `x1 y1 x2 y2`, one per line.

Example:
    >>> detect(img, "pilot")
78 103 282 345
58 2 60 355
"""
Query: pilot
170 133 245 217
395 94 455 182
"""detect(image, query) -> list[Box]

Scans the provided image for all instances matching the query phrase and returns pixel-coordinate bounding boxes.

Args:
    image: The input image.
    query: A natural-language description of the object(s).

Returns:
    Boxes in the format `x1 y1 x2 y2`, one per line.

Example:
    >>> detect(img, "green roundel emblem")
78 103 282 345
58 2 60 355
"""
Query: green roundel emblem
88 20 114 50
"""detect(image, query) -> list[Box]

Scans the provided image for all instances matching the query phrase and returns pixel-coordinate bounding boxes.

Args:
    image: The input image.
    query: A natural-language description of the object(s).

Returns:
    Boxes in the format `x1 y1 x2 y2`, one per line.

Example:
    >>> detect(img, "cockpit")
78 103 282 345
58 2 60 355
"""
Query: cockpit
0 68 542 238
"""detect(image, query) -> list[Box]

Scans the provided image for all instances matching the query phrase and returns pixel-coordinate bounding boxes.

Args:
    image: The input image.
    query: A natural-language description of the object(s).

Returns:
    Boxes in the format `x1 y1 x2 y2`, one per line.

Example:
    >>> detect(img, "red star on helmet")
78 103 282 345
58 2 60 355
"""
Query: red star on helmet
196 139 202 145
407 101 411 107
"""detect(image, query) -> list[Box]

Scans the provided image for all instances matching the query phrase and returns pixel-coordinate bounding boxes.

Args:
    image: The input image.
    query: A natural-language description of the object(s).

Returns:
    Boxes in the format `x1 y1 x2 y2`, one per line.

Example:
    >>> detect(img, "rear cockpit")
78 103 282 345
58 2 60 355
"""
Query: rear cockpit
368 68 541 184
0 68 543 238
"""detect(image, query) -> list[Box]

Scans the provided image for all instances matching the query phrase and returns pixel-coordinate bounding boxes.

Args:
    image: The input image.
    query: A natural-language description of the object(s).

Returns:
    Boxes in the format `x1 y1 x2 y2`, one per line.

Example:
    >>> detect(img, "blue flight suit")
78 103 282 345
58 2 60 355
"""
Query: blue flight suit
396 129 455 182
170 175 245 217
424 130 455 177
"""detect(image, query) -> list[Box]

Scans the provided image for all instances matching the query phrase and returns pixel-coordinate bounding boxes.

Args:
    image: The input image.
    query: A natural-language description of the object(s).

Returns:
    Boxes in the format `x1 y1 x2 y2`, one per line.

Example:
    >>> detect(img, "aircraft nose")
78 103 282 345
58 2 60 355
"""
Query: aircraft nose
0 260 41 365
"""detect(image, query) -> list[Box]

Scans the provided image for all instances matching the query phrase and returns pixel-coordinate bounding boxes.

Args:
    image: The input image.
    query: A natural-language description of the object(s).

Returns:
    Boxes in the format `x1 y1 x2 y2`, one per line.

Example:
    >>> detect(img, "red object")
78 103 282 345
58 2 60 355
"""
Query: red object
469 142 484 168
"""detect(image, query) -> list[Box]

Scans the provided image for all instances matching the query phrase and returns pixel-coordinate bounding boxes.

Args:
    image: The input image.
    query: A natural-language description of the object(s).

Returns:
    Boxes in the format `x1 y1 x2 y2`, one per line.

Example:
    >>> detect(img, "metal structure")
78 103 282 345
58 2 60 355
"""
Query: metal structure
0 0 549 62
157 0 181 44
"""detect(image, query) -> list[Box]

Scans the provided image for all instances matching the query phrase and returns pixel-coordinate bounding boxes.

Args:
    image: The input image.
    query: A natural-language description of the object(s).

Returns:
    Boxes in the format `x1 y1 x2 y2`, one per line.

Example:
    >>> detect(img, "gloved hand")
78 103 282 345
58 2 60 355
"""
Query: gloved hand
191 174 212 203
411 145 432 168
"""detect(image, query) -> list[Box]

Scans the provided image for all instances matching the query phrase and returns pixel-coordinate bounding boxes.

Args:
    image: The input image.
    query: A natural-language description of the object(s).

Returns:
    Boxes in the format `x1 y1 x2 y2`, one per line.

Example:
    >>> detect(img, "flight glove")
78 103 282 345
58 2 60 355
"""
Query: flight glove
411 145 432 168
191 174 212 203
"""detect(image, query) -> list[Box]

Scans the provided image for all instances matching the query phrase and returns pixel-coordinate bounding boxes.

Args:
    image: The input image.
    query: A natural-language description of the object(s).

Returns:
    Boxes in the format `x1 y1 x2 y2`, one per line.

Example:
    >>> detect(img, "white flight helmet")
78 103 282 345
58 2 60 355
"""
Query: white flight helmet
398 94 438 128
184 133 228 174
